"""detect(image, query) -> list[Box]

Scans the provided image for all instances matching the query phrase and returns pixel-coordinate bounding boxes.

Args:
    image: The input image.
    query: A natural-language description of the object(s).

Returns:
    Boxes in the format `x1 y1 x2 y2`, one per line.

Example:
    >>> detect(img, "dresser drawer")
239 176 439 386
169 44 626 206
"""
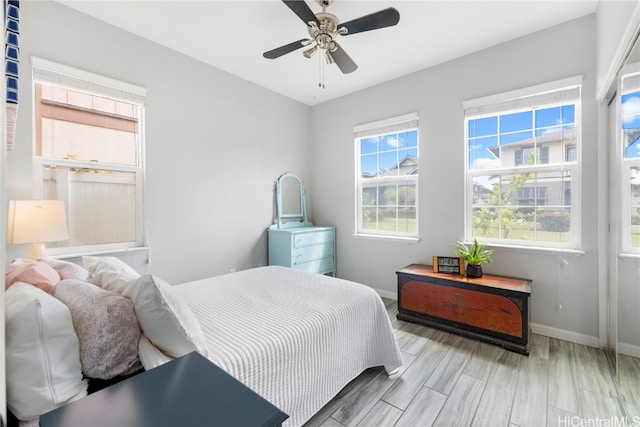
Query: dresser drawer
268 225 336 276
294 257 335 274
293 243 334 264
293 230 334 247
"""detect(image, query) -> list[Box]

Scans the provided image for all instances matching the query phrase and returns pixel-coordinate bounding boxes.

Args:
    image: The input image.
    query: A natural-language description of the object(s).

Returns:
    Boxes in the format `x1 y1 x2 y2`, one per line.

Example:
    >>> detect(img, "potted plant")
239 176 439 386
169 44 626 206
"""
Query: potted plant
454 238 493 278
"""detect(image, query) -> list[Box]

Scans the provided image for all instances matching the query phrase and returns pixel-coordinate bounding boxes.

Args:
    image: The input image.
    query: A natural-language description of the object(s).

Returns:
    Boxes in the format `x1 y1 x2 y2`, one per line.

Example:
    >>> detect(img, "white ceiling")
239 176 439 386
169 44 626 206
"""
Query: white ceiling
55 0 599 106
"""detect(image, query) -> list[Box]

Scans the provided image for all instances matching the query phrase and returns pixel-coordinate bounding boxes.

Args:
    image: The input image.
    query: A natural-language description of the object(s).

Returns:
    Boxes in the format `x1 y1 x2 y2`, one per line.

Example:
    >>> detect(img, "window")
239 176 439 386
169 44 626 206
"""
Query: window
31 58 147 254
463 77 581 248
516 187 547 205
514 146 549 166
620 67 640 253
355 113 418 238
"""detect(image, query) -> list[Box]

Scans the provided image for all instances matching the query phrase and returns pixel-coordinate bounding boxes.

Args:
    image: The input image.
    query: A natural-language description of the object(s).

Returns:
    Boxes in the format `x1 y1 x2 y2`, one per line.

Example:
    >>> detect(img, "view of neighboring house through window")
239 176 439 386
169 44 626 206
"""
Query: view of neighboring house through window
620 67 640 252
354 113 418 238
31 58 147 254
463 77 581 248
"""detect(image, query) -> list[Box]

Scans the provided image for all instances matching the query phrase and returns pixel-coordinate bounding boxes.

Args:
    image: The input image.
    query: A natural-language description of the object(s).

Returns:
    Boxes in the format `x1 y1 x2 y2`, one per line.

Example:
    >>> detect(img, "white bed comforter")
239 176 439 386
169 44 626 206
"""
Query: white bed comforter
171 266 403 427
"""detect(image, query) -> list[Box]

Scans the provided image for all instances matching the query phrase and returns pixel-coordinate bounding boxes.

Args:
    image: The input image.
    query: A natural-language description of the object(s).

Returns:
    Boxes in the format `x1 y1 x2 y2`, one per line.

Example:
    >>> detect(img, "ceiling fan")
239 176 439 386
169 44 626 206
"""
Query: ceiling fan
263 0 400 76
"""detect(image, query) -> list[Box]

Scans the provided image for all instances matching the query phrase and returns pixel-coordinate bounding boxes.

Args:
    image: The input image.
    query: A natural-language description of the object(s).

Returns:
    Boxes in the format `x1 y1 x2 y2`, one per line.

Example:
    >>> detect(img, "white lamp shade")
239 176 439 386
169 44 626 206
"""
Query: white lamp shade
7 200 69 244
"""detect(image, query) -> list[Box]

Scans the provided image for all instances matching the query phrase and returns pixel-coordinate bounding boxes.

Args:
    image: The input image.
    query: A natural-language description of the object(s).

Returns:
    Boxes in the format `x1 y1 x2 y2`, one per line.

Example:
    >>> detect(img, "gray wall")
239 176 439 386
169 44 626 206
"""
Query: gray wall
309 15 601 343
6 0 311 284
2 1 635 348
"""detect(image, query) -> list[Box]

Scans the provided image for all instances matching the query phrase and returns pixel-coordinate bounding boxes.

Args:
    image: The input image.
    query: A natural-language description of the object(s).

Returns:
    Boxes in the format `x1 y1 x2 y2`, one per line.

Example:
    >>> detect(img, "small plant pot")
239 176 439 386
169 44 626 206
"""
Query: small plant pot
466 264 483 278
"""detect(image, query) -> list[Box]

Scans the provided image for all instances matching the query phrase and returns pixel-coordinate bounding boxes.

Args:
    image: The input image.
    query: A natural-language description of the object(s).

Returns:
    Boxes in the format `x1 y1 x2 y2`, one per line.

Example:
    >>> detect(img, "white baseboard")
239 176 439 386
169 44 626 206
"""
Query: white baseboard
378 291 627 352
618 341 640 358
531 323 600 348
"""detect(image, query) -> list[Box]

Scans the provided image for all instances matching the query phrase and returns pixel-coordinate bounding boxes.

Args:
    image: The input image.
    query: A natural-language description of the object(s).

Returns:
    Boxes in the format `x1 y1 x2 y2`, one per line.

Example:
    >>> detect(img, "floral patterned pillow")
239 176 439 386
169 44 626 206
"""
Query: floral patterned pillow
51 279 143 379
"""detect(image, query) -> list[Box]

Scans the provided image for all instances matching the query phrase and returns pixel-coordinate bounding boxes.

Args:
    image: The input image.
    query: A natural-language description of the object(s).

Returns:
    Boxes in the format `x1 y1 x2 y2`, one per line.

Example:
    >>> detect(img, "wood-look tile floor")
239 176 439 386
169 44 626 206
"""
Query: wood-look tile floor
303 298 640 427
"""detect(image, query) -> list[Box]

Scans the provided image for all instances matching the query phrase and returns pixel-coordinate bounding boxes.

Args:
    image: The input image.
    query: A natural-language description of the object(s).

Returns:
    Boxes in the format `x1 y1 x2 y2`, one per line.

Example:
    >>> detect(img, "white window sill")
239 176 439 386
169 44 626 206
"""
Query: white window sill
52 246 150 260
474 242 586 256
353 233 421 243
619 253 640 261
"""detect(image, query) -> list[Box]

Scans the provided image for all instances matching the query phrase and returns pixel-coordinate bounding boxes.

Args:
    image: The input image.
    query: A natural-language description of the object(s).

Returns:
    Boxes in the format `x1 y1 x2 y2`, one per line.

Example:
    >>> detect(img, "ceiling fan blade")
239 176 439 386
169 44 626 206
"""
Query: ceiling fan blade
339 7 400 35
263 39 312 59
282 0 319 27
329 42 358 74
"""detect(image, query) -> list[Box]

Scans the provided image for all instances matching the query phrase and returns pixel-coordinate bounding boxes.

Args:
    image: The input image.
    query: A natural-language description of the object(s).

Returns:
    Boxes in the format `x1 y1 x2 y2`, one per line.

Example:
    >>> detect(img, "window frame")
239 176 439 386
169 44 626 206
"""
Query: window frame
31 57 147 256
463 76 582 250
354 112 419 240
619 63 640 255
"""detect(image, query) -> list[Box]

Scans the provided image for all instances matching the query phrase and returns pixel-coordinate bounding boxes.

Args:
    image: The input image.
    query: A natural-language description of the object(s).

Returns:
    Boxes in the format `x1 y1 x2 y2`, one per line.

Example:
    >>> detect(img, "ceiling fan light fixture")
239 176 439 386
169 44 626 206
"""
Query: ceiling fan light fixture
303 45 319 58
264 0 401 87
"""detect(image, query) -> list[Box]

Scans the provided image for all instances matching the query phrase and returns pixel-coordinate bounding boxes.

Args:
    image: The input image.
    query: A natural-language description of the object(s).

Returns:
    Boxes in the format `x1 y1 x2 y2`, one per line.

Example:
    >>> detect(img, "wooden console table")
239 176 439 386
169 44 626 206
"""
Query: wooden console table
396 264 531 354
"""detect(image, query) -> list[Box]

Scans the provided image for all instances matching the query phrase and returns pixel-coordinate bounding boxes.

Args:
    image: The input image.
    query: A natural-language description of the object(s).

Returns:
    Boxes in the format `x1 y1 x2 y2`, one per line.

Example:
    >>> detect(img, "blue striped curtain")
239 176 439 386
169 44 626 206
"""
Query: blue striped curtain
5 0 19 150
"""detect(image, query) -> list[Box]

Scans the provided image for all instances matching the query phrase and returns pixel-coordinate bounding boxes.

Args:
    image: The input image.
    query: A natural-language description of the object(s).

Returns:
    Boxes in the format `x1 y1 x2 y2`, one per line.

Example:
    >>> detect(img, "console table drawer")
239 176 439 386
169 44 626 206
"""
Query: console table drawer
396 264 531 354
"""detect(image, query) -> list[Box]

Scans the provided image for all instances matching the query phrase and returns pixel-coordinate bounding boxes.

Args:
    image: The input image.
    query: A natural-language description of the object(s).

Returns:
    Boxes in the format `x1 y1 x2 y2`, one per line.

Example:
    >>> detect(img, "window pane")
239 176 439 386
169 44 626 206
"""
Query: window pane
535 106 562 129
468 135 499 170
472 207 499 238
379 151 398 175
465 83 579 248
500 130 532 145
41 118 138 165
402 130 418 148
537 208 571 241
362 207 378 231
399 147 418 167
36 84 139 166
33 63 145 253
631 166 640 248
356 127 418 237
468 116 497 138
361 154 377 177
471 171 572 244
543 170 572 206
472 175 498 205
397 207 416 234
360 136 378 155
42 165 137 247
622 91 640 159
500 111 532 133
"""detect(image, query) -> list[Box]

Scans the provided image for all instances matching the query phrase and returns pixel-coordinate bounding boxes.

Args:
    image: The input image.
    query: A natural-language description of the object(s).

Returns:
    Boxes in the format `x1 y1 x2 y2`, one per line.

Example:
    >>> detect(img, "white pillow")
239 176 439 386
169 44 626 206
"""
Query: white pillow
82 255 140 294
126 275 209 358
5 282 88 420
138 334 174 370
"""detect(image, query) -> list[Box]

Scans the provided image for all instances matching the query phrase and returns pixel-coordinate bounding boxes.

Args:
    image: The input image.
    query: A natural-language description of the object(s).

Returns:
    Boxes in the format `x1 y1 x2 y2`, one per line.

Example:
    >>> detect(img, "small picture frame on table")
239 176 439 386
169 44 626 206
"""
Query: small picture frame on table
433 256 464 275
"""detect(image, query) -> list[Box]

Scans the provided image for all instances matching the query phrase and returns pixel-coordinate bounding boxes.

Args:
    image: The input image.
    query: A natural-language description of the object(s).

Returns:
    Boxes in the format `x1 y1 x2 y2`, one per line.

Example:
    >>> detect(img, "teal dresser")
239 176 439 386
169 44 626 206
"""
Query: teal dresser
268 172 336 276
268 226 336 276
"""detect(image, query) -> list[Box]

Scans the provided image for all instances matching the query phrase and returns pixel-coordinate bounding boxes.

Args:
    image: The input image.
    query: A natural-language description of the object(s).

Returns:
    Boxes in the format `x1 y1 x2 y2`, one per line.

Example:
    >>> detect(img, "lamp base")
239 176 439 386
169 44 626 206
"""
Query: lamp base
29 242 50 259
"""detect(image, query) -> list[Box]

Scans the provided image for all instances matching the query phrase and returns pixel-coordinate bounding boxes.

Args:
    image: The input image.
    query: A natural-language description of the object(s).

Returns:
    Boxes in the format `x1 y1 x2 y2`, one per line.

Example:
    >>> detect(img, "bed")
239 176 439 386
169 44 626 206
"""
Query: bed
173 265 404 426
5 258 403 427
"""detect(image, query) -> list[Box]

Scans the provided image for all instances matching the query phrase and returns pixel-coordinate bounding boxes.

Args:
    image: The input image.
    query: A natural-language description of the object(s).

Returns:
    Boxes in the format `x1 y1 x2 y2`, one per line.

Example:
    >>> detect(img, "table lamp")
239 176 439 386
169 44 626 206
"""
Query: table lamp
7 200 69 259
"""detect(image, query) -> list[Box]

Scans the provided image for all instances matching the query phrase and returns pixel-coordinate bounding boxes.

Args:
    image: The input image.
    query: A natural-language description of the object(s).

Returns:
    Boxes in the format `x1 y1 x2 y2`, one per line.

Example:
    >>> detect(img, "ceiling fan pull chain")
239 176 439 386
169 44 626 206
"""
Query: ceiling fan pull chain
319 51 325 89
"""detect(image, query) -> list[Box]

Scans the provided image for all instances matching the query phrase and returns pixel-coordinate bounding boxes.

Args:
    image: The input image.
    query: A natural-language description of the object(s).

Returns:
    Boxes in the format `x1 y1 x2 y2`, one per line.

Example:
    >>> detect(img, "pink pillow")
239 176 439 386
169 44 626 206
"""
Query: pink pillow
5 261 61 292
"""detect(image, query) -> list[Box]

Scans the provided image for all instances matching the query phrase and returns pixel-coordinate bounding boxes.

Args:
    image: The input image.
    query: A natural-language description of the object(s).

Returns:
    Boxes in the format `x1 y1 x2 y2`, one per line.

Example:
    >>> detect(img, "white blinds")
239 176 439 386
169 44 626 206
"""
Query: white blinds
31 57 147 104
463 76 582 117
353 112 418 138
